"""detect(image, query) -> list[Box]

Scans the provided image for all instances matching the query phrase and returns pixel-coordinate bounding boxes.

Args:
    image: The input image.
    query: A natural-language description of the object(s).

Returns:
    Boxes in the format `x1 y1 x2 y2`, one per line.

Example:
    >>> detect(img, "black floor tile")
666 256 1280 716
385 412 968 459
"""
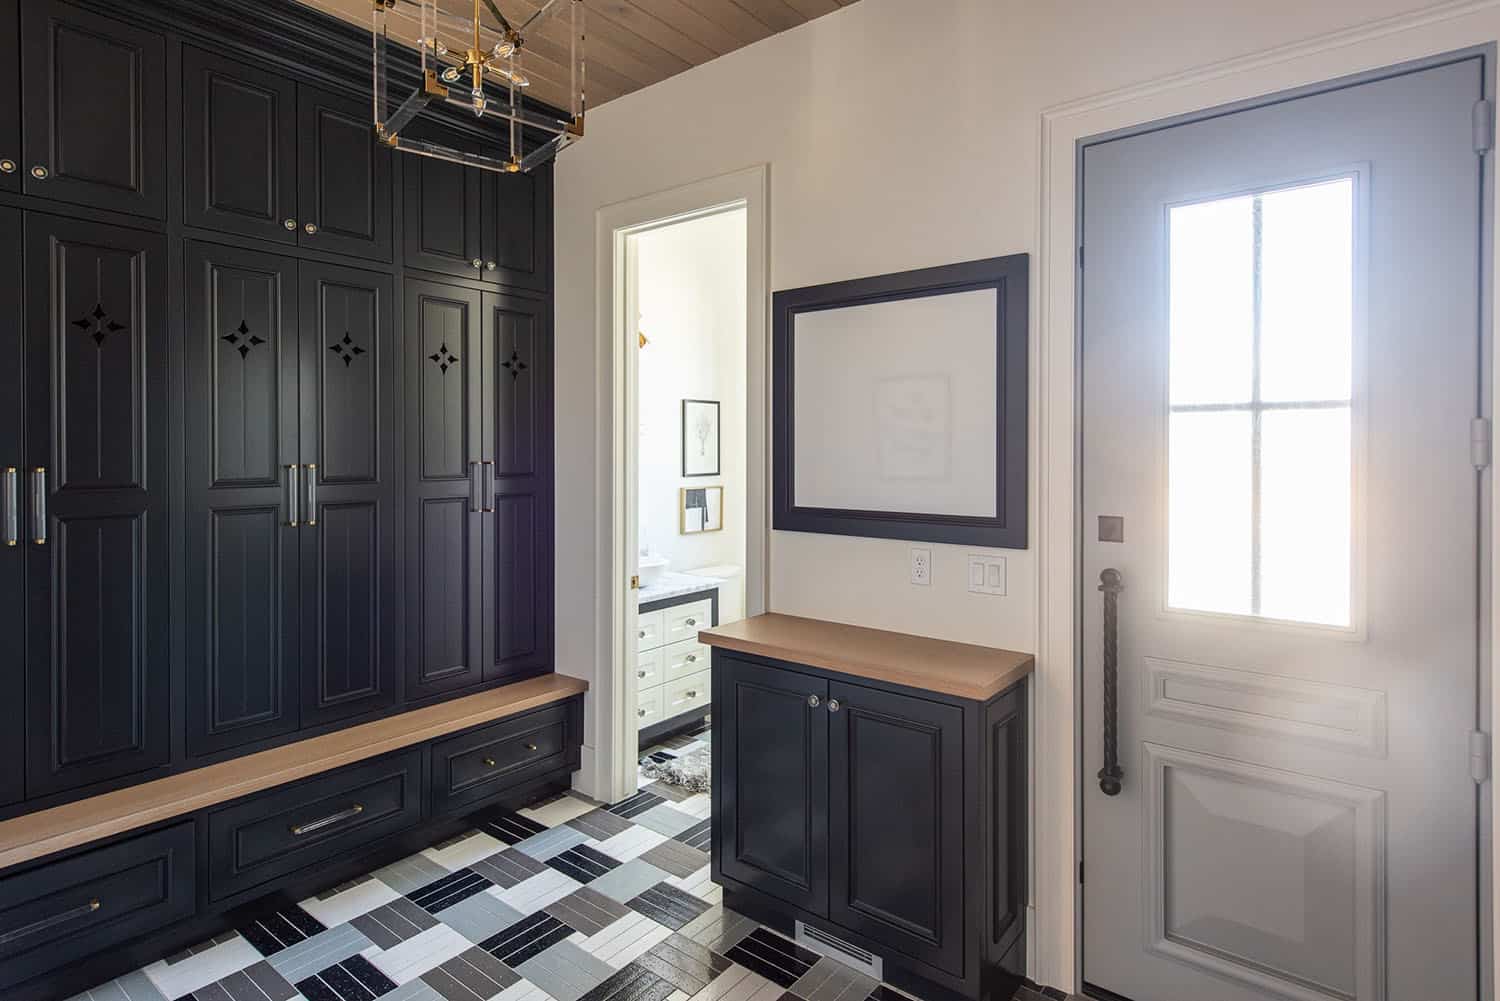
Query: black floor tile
726 928 818 988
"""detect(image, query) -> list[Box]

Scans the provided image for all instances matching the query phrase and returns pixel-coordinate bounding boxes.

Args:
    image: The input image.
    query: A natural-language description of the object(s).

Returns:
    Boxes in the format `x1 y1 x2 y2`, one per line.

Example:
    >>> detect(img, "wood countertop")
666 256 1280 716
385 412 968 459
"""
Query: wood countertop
699 613 1033 701
0 673 588 871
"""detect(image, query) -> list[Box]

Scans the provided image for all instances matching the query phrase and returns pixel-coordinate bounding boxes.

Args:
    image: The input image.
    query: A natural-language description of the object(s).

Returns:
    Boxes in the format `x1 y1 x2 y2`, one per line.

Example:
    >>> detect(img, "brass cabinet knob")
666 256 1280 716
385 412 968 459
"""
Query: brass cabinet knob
284 218 297 230
30 165 48 179
524 742 538 752
0 159 15 174
482 757 496 767
304 222 318 235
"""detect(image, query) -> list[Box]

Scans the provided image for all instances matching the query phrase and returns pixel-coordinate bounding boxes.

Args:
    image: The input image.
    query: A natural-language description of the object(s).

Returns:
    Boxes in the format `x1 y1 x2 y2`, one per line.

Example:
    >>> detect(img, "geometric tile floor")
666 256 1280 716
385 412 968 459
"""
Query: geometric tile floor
65 729 1061 1001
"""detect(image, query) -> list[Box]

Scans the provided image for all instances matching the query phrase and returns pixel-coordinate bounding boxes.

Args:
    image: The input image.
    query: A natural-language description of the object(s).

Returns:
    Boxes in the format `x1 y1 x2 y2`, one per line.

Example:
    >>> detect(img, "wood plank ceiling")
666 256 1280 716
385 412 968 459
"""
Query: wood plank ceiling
298 0 860 114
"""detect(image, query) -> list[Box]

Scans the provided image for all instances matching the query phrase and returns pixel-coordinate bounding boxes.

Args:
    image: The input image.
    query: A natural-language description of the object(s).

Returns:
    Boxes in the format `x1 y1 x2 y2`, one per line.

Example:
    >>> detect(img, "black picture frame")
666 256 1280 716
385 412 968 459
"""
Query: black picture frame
682 398 721 477
772 255 1029 549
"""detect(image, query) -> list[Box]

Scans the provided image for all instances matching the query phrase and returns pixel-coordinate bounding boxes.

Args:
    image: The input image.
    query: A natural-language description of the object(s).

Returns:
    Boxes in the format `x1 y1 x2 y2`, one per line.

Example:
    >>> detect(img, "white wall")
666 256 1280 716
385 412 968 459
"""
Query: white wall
633 210 748 576
551 0 1463 982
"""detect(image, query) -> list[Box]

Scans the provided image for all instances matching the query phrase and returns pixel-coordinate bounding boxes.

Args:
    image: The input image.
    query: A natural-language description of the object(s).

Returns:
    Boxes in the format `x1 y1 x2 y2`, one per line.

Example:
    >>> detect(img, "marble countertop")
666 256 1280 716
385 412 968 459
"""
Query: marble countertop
639 571 723 604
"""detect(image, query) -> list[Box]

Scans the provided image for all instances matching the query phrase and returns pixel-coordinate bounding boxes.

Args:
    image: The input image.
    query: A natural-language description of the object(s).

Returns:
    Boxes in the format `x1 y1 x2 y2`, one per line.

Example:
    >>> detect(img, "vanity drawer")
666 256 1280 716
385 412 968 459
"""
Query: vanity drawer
0 823 196 990
638 610 665 651
662 637 709 683
663 669 711 719
637 647 664 688
637 685 664 730
430 703 576 815
664 599 712 645
209 749 423 901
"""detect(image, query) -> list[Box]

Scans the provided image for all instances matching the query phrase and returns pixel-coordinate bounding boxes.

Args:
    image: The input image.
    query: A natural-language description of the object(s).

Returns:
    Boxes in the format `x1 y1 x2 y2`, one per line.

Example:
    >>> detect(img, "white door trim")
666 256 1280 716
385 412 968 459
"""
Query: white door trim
585 165 770 806
1037 4 1498 993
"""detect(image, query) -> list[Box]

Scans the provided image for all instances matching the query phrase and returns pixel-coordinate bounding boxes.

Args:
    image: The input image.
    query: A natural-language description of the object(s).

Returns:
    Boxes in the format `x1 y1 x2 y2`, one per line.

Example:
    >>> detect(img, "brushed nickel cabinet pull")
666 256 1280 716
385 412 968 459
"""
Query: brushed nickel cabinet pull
685 654 697 664
485 261 497 271
303 463 318 527
289 803 364 837
826 699 840 713
471 258 483 270
304 222 319 235
480 460 495 513
637 670 646 678
807 694 820 708
286 465 300 527
29 468 46 545
685 690 697 699
2 467 17 547
637 708 646 718
684 617 696 627
0 899 100 946
284 218 297 231
469 460 482 513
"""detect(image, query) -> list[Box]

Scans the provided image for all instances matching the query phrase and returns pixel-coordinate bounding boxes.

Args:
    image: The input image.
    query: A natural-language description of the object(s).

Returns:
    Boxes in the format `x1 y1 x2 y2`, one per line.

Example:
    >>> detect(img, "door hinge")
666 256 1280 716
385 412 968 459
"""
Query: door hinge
1472 417 1492 469
1475 99 1494 155
630 575 640 590
1471 730 1490 783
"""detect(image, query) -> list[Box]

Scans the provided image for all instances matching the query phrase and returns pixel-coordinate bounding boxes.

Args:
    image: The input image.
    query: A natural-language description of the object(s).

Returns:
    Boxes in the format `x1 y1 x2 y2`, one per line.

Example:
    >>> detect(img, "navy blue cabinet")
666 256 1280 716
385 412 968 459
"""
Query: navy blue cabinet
0 0 19 193
0 209 23 806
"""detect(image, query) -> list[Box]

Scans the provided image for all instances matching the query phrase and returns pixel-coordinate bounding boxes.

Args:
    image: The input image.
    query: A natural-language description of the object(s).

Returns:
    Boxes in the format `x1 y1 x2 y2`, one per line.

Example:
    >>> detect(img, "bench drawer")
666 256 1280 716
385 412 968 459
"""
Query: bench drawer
430 702 579 816
209 749 423 901
0 823 195 990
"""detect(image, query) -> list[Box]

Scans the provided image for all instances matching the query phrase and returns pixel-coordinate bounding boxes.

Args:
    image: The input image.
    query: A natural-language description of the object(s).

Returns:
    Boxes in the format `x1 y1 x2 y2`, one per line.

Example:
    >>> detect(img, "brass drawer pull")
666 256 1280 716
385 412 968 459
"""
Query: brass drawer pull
524 742 538 752
289 803 364 837
482 757 497 767
0 899 100 946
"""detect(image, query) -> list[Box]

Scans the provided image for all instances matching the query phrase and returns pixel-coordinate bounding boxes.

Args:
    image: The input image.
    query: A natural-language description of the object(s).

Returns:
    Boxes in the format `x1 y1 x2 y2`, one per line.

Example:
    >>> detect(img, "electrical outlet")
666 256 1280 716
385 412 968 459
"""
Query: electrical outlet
968 554 1007 596
910 548 932 586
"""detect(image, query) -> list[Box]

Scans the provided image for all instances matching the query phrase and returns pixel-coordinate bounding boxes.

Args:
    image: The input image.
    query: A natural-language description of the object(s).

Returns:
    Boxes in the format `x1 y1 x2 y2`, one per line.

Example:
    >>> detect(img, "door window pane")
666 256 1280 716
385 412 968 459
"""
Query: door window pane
1166 178 1355 628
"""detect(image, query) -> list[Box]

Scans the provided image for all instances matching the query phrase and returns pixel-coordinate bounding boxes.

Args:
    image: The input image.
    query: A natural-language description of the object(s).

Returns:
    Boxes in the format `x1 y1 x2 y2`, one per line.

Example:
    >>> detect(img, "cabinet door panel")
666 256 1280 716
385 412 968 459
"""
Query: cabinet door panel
299 88 391 261
487 164 551 292
717 656 828 915
22 0 165 218
185 241 300 756
484 293 551 680
26 215 169 795
0 0 18 192
402 149 484 280
0 209 19 805
300 262 397 725
405 279 483 697
827 682 964 975
182 47 297 244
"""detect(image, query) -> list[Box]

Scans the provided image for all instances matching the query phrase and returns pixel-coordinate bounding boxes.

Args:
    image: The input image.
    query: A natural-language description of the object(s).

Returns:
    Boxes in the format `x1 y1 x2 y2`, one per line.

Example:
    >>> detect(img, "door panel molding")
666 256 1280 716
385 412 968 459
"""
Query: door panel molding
1143 742 1385 1001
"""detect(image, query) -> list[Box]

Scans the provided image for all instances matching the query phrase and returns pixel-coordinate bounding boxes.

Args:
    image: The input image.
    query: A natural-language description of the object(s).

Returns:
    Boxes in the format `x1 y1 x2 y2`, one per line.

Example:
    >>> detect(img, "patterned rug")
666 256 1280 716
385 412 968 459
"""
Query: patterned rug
63 749 1055 1001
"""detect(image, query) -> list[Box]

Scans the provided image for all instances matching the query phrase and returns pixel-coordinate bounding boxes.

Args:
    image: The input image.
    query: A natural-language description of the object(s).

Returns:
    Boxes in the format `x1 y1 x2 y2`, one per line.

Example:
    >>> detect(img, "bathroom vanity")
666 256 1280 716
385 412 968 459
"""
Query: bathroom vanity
637 574 721 744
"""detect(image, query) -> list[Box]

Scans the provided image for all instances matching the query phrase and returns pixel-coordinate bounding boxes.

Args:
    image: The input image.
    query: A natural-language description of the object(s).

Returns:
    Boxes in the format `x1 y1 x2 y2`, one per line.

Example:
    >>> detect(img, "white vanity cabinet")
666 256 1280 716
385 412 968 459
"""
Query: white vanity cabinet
636 587 717 740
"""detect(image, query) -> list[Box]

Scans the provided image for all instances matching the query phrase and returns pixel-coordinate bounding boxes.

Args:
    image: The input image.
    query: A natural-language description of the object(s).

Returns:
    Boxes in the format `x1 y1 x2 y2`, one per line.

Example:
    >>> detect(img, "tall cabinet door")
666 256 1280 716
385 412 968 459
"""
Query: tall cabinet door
402 148 486 281
299 261 398 726
25 215 170 796
298 88 392 262
0 209 22 805
487 165 551 293
405 279 484 698
716 655 829 915
826 682 965 976
184 242 301 757
0 0 19 192
483 291 552 681
182 47 298 245
21 0 165 219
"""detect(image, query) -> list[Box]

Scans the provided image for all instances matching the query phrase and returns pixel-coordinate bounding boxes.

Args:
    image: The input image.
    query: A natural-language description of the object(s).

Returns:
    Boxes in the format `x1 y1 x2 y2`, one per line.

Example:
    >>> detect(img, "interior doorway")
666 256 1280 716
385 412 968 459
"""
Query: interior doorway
594 166 769 808
625 207 748 797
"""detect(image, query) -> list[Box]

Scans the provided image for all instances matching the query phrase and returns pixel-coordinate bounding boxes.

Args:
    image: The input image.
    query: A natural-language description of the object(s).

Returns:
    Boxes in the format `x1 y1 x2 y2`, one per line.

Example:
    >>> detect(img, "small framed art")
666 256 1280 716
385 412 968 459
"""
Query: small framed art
682 399 721 477
680 485 724 534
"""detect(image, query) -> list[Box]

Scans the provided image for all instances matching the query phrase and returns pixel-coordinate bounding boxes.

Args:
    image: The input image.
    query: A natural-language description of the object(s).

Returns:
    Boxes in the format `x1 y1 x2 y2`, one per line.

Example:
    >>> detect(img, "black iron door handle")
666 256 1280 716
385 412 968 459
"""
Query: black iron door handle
1098 568 1124 796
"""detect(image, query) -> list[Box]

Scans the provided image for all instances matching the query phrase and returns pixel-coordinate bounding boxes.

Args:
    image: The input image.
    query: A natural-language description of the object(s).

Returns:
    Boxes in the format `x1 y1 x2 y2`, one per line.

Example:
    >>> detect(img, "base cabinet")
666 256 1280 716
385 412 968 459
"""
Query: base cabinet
713 651 1027 1001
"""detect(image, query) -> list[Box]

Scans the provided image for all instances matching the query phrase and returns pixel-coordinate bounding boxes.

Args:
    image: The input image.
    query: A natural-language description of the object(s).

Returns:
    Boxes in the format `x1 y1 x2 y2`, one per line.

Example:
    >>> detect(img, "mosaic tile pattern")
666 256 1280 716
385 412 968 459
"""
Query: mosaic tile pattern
65 728 1058 1001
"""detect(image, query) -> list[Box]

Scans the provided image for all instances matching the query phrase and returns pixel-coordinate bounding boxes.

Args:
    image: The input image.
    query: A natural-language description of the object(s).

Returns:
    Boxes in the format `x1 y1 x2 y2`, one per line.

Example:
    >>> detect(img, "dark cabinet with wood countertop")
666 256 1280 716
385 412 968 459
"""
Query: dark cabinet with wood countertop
708 614 1031 1001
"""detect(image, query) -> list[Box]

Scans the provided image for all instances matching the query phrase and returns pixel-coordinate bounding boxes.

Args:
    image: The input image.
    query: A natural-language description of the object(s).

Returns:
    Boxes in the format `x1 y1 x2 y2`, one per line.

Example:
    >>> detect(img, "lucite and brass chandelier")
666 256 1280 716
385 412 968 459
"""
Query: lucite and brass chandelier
372 0 585 173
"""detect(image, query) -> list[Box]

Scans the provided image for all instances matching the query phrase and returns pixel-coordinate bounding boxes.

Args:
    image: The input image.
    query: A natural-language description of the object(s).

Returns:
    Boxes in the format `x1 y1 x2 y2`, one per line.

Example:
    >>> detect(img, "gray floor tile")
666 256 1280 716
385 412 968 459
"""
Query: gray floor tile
568 808 638 841
435 889 525 944
516 939 618 1001
589 858 673 903
638 838 709 878
633 803 701 838
546 885 633 937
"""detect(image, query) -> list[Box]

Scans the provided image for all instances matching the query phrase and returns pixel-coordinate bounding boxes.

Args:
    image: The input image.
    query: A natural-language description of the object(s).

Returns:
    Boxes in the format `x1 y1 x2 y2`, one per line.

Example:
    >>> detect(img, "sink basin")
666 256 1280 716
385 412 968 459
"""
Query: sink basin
639 554 669 586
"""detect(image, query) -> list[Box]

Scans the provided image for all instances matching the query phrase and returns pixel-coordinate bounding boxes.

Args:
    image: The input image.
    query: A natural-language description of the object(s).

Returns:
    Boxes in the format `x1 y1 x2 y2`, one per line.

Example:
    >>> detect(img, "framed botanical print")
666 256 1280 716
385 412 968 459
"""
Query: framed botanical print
682 399 721 477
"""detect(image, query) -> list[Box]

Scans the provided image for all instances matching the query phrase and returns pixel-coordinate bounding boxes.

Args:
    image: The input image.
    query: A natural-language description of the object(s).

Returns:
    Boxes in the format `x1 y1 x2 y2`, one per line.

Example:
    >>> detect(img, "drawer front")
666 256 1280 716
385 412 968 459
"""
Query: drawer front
636 647 663 688
430 702 578 816
638 610 665 651
664 599 712 645
662 637 709 684
637 685 664 730
663 668 711 719
209 749 423 901
0 823 195 990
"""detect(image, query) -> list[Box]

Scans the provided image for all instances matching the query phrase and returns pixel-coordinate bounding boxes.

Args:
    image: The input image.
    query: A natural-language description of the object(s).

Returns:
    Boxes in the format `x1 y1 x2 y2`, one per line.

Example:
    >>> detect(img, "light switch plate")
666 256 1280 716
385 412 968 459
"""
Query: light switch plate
968 554 1007 596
